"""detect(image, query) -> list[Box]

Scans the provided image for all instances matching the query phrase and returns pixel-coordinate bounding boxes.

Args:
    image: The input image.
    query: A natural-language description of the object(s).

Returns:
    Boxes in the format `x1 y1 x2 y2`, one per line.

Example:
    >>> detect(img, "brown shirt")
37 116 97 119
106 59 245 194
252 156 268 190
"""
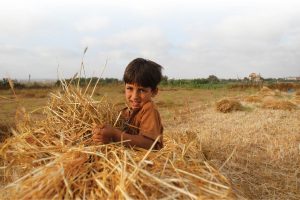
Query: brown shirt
121 101 163 149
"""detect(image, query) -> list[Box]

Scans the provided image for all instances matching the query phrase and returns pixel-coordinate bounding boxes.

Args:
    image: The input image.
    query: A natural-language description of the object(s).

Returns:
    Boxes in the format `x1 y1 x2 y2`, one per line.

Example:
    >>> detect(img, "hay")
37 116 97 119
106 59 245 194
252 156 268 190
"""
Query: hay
268 82 300 91
243 87 282 107
215 98 242 113
261 97 297 111
177 107 300 199
292 90 300 104
257 86 276 97
243 95 262 103
244 87 280 103
0 84 235 199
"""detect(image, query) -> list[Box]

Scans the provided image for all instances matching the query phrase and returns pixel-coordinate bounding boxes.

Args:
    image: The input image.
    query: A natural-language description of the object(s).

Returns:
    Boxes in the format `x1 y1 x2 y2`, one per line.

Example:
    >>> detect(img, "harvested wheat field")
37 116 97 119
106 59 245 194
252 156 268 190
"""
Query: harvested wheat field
165 87 300 199
1 84 299 199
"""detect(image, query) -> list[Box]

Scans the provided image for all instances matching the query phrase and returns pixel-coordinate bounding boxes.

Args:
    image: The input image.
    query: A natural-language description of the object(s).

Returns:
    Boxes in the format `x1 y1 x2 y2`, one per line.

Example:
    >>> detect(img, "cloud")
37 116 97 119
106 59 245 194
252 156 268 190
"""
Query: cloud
0 2 44 37
74 16 109 32
170 5 300 79
1 0 300 79
77 26 173 78
0 44 82 79
80 26 171 59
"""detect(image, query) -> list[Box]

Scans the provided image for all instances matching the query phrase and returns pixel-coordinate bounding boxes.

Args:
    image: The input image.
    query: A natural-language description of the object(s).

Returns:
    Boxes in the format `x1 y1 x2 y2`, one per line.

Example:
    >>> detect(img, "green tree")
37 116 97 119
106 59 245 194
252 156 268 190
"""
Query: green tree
207 75 219 83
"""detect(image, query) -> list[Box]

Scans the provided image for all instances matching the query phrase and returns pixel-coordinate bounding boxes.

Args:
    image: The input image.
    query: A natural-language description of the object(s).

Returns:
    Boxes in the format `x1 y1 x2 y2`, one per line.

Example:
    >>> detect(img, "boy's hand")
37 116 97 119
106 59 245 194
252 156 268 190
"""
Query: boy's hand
92 124 115 144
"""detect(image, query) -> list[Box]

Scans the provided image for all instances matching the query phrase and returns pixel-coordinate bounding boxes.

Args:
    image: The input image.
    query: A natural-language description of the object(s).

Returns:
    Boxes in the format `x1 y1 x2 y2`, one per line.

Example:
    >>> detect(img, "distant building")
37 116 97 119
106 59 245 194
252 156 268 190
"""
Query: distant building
249 73 263 82
284 76 300 81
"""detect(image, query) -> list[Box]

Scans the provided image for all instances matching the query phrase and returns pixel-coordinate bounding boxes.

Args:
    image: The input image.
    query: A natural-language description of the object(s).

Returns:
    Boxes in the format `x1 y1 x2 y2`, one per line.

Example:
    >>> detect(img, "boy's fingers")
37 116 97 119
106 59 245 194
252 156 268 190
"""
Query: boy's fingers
92 127 98 133
92 133 102 138
92 123 98 129
92 135 104 143
93 138 102 142
92 126 103 133
93 140 104 144
92 123 105 130
92 135 98 139
99 124 105 129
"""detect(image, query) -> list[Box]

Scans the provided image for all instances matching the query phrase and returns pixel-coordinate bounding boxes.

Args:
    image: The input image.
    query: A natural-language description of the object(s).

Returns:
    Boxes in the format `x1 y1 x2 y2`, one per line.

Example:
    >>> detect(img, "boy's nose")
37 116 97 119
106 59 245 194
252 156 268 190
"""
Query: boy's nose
132 90 139 99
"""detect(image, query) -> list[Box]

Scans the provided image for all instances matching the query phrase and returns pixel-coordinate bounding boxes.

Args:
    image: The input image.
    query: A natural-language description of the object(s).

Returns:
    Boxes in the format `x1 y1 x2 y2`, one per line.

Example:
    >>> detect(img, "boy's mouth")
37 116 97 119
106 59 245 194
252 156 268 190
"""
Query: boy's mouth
130 101 141 108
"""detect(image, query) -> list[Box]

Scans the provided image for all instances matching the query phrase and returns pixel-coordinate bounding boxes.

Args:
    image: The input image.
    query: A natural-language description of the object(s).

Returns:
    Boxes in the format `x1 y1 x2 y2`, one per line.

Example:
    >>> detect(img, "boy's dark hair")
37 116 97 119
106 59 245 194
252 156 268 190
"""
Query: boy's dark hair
123 58 163 90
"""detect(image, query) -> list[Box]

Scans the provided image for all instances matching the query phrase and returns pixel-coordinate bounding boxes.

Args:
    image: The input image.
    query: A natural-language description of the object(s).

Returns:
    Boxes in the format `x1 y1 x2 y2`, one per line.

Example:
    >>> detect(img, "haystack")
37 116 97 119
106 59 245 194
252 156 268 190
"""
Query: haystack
243 95 262 103
244 87 281 105
257 86 276 97
291 91 300 105
0 83 236 199
261 97 297 111
215 98 242 113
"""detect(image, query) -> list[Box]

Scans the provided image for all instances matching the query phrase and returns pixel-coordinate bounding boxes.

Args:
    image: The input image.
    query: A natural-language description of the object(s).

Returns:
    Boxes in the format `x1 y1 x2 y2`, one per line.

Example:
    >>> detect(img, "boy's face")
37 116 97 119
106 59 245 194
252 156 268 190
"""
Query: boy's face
125 83 157 109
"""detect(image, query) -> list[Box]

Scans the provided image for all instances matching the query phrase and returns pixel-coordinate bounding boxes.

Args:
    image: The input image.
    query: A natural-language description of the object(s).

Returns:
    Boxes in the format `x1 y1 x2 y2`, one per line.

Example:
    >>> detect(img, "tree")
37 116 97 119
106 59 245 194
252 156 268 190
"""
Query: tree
207 75 219 83
160 75 169 85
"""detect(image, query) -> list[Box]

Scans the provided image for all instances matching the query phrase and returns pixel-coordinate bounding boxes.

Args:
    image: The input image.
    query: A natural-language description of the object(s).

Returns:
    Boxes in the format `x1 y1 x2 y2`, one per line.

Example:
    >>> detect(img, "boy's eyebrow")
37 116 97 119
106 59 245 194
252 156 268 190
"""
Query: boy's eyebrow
137 87 149 90
127 84 144 88
126 83 150 90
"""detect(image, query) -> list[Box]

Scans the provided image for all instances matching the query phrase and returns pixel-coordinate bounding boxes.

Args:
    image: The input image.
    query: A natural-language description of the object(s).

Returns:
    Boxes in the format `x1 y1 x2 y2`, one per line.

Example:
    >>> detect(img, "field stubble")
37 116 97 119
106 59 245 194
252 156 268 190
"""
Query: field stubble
165 90 300 199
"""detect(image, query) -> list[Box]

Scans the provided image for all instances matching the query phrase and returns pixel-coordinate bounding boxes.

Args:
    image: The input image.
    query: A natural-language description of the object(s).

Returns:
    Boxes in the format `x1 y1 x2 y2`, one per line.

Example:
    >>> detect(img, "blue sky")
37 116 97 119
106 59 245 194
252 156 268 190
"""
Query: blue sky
1 0 300 80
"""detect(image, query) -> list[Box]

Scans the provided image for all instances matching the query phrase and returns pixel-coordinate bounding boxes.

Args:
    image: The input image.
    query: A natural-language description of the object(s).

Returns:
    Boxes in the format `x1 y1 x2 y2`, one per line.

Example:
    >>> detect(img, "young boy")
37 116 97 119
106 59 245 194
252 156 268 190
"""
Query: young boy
92 58 164 150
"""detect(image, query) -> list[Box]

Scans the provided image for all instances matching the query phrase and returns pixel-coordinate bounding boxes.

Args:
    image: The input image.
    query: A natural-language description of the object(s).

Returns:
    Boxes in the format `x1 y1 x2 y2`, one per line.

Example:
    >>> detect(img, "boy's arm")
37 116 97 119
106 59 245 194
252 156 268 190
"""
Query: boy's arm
112 128 156 150
92 124 157 149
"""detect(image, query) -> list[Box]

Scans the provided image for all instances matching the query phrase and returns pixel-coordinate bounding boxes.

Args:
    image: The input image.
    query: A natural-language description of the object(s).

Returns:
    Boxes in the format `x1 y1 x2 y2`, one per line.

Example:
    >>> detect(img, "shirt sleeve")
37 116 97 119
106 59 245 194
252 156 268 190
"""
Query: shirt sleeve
139 103 163 142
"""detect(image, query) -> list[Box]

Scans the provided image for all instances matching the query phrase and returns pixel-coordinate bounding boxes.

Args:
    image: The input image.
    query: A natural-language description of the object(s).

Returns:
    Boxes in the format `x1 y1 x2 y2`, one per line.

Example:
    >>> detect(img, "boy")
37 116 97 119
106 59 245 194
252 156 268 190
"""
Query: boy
92 58 164 150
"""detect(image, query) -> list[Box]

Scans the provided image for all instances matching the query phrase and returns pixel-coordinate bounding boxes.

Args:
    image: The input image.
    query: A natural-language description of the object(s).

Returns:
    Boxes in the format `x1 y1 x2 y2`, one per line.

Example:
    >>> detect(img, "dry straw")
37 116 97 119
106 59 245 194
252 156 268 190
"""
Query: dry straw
257 86 276 97
261 97 297 111
215 98 242 113
244 86 282 106
292 90 300 105
0 83 235 199
243 95 262 103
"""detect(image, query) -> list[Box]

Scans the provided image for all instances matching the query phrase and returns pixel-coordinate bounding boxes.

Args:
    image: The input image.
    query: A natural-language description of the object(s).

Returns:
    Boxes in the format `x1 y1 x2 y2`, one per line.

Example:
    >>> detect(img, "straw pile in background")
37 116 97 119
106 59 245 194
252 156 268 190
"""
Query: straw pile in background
261 97 297 111
257 86 276 97
243 95 262 103
242 86 300 111
268 82 300 91
292 90 300 105
243 87 275 103
0 82 236 199
215 98 242 113
244 86 279 103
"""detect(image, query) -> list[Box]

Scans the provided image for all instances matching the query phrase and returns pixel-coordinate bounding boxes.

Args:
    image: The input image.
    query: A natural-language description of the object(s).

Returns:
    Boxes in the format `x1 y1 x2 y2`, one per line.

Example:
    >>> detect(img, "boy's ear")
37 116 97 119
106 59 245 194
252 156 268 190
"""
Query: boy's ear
152 88 158 97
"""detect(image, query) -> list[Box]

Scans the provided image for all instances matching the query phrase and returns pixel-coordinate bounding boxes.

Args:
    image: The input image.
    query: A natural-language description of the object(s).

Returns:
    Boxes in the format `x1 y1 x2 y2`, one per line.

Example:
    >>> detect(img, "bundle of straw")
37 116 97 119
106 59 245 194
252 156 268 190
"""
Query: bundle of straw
292 90 300 105
261 97 297 111
257 86 276 97
243 95 262 103
215 98 242 113
0 83 235 199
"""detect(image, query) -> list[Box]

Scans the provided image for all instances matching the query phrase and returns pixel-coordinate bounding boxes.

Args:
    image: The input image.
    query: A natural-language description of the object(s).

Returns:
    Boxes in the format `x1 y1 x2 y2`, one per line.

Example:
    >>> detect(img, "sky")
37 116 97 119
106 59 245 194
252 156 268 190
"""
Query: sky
0 0 300 80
